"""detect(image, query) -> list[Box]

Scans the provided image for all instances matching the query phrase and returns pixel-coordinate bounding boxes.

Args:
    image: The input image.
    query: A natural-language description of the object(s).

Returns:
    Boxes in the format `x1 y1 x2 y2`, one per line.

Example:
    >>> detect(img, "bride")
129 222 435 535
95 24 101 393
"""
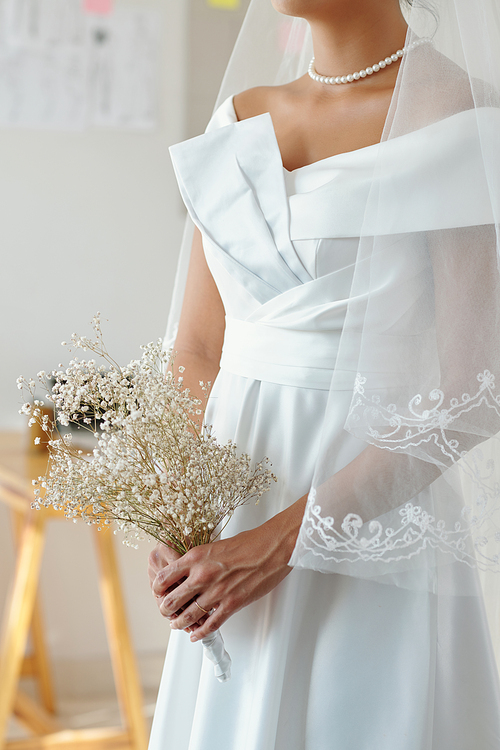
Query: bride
148 0 500 747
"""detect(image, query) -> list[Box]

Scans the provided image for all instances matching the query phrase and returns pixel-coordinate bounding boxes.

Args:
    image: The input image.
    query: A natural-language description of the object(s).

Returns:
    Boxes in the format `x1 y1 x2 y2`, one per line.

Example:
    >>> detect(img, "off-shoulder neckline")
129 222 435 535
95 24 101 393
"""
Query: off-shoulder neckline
224 95 492 176
227 94 382 174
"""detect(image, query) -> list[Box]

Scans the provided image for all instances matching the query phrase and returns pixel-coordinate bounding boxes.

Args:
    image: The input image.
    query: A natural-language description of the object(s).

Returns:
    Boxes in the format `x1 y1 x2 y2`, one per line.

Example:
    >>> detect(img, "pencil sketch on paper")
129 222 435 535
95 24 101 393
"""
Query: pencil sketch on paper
0 0 161 130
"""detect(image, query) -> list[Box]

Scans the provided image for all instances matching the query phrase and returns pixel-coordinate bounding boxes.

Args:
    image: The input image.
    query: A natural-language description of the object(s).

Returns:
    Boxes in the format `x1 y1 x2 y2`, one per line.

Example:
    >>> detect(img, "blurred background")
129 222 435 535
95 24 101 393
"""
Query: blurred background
0 0 250 743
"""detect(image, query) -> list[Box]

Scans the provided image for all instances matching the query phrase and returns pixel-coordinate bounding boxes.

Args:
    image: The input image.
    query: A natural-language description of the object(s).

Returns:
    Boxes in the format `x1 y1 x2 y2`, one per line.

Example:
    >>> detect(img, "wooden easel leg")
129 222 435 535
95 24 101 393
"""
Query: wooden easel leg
12 692 60 736
0 511 46 747
93 528 148 750
29 603 57 714
12 510 56 714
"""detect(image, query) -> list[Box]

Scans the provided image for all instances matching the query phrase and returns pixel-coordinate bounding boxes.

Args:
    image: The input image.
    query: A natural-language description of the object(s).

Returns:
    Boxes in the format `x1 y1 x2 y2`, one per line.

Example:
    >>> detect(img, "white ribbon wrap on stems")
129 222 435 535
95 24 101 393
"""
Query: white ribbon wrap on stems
201 629 232 682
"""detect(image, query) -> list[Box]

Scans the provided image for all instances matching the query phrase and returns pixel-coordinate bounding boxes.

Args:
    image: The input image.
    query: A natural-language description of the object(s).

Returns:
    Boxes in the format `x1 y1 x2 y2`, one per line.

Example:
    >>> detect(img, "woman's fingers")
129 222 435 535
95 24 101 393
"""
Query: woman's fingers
152 544 209 597
188 606 227 641
155 547 220 618
156 564 204 615
158 582 199 616
148 542 182 590
152 555 192 597
167 599 214 630
148 543 186 616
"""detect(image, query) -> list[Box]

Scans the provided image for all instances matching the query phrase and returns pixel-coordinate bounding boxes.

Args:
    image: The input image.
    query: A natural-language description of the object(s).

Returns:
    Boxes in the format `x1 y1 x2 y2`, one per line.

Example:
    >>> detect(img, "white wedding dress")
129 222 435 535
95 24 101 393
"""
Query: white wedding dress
148 96 500 750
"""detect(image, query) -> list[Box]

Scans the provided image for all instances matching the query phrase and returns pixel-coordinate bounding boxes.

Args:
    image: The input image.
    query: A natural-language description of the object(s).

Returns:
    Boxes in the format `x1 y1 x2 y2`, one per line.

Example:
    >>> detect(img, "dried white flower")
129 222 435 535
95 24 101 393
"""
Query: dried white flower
19 317 276 554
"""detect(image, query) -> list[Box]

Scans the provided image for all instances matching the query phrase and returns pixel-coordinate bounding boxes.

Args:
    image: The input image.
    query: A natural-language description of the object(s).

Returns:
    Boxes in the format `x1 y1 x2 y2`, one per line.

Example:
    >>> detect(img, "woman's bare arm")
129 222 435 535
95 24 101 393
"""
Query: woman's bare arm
172 225 225 408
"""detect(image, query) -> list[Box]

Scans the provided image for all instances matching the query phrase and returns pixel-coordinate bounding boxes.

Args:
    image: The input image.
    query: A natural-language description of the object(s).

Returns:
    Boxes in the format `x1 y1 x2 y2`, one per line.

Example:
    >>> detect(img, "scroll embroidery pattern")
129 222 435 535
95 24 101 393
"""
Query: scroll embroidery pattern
301 371 500 570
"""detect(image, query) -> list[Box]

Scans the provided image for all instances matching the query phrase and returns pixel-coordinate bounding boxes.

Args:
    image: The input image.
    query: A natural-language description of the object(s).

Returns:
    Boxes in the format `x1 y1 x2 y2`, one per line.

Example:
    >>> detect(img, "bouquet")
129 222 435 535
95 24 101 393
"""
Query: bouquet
18 314 276 682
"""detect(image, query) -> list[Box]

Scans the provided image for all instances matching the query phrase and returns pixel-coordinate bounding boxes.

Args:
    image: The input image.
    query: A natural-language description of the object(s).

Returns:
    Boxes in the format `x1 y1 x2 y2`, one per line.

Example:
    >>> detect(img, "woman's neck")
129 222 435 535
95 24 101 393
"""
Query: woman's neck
307 2 408 82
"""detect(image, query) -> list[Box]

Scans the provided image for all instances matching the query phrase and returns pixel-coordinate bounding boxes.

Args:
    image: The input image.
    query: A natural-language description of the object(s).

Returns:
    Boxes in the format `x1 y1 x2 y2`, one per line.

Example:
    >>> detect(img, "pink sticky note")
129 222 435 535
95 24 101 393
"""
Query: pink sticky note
84 0 113 15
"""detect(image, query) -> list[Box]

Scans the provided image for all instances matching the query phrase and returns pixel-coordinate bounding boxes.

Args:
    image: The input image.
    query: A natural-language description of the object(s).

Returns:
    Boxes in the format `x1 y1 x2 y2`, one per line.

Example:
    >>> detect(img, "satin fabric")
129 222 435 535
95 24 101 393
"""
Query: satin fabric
147 97 500 750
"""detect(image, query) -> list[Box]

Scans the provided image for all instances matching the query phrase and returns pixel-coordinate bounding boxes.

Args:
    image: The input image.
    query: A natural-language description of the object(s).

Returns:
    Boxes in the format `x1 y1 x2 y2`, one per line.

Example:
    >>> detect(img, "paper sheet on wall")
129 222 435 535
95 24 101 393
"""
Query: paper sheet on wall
0 0 161 130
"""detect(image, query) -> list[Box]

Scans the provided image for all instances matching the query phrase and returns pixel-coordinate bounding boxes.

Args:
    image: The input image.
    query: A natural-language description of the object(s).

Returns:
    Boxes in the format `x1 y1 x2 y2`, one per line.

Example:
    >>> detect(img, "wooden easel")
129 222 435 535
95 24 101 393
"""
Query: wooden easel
0 432 148 750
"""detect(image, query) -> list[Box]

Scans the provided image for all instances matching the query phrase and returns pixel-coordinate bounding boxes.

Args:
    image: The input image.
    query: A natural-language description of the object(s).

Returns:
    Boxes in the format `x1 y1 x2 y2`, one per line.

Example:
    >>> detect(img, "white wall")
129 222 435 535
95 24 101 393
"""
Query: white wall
0 0 184 688
187 0 249 138
0 0 248 701
0 0 188 431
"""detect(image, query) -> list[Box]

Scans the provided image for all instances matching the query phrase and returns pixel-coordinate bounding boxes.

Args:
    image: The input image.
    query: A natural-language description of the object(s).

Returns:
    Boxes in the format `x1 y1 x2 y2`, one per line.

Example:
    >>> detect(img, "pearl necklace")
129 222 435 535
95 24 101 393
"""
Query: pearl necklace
308 38 429 85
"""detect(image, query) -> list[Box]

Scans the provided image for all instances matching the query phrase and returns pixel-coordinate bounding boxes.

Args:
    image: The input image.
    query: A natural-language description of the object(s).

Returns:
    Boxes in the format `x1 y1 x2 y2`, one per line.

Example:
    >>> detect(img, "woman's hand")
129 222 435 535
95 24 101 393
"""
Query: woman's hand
148 542 181 591
149 542 211 632
148 543 182 610
150 495 307 642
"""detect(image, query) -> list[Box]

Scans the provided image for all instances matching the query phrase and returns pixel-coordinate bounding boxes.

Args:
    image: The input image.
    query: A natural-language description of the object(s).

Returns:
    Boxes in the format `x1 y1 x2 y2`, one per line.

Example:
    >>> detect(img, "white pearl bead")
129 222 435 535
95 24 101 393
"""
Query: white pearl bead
307 40 430 87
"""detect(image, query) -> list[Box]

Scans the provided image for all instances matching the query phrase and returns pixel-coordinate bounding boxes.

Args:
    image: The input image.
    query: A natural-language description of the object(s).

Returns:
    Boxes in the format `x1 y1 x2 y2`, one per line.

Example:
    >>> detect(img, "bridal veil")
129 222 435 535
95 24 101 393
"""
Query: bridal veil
165 0 500 612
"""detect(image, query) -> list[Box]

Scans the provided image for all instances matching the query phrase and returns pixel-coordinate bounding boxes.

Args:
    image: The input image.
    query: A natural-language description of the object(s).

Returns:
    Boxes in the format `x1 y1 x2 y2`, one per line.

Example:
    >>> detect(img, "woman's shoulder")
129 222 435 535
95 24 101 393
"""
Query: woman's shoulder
204 87 282 132
233 86 277 121
204 84 297 133
402 46 495 125
233 83 300 121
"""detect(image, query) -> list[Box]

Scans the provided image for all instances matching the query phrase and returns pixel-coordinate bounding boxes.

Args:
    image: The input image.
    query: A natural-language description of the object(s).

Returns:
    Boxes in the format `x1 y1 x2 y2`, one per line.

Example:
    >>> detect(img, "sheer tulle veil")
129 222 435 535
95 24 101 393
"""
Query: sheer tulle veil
165 0 500 636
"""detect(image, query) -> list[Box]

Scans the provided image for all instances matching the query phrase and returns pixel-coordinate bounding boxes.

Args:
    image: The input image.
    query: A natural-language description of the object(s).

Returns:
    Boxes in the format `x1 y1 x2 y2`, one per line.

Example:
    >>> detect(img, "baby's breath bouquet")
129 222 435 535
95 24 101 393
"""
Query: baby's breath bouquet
18 314 276 683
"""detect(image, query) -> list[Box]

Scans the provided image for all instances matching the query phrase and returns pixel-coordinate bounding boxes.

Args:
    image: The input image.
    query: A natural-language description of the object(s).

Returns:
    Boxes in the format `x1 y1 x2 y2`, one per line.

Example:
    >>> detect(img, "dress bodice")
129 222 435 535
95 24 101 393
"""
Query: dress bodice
170 95 496 302
168 97 499 390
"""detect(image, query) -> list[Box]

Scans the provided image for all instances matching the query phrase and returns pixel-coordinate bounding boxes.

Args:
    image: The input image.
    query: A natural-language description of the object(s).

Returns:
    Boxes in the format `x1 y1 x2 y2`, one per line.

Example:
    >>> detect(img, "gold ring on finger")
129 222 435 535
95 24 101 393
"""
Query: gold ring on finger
194 600 211 615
